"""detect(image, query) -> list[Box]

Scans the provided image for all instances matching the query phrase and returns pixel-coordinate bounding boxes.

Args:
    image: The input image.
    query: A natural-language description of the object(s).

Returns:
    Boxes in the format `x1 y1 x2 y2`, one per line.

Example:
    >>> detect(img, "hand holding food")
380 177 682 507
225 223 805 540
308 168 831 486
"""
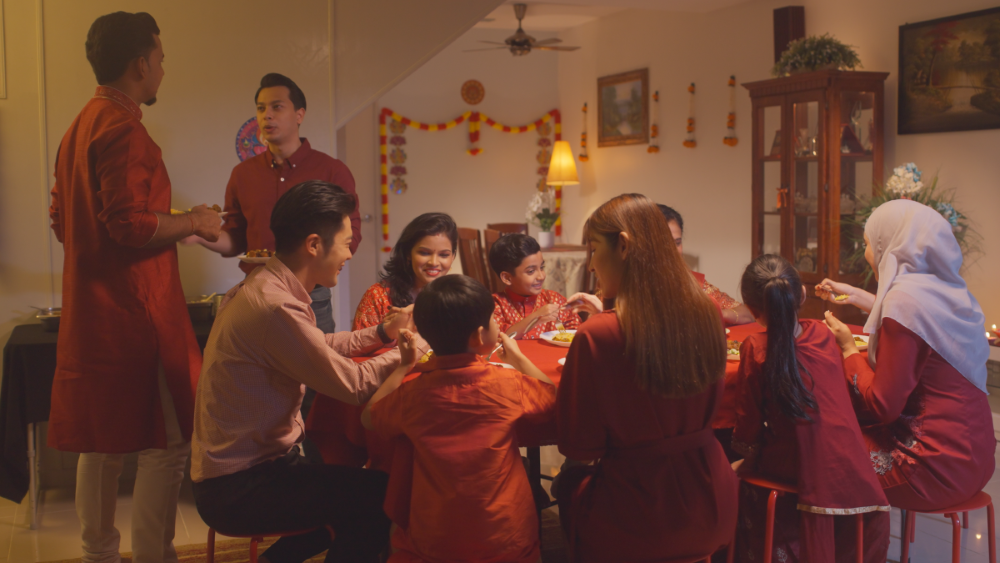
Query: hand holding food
565 292 604 315
532 303 560 324
397 329 419 368
496 332 525 366
189 204 223 242
382 305 415 340
822 311 859 357
814 278 855 304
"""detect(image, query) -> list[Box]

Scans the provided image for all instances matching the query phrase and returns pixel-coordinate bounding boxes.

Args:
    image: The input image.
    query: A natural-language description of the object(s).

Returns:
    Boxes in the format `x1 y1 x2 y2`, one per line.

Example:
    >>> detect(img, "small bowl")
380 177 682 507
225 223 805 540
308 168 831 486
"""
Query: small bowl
36 307 61 332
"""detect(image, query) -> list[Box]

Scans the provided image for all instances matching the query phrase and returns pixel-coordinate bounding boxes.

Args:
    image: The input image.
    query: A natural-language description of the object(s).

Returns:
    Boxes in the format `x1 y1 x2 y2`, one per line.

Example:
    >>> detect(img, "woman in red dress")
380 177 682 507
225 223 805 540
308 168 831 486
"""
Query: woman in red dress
308 213 458 470
732 255 889 563
556 194 737 562
821 199 994 511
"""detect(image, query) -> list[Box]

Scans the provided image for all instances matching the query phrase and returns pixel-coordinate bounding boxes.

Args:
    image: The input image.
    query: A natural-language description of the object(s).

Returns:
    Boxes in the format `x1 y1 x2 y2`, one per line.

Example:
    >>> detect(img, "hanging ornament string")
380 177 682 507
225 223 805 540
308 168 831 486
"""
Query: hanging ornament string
378 108 564 252
536 122 553 191
724 76 738 146
648 91 660 154
683 83 696 148
579 103 589 162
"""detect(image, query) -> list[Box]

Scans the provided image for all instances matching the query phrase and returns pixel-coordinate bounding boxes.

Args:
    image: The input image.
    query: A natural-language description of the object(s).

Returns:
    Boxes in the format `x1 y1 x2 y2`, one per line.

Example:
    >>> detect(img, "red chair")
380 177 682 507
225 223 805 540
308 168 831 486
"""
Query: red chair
483 228 504 293
207 526 335 563
899 491 995 563
741 474 865 563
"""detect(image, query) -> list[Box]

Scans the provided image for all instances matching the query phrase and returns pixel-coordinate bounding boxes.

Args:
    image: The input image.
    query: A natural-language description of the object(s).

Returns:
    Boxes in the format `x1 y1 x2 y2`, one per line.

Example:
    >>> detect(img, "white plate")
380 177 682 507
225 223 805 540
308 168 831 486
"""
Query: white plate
540 330 577 347
726 353 740 362
557 357 566 366
852 334 869 351
726 328 730 334
238 253 271 264
489 362 515 370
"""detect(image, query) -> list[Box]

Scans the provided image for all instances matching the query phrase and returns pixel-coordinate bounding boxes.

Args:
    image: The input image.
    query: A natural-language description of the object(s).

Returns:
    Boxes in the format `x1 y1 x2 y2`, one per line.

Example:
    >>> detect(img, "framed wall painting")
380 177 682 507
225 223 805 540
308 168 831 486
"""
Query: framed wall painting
597 68 648 147
899 6 1000 134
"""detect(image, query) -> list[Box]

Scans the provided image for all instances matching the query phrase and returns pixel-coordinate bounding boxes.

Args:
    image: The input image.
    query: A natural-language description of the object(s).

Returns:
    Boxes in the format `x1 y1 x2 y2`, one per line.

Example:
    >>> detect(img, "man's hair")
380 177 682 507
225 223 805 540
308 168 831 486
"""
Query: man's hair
255 73 307 111
657 204 684 233
86 12 160 85
414 275 496 356
271 180 356 255
488 233 541 277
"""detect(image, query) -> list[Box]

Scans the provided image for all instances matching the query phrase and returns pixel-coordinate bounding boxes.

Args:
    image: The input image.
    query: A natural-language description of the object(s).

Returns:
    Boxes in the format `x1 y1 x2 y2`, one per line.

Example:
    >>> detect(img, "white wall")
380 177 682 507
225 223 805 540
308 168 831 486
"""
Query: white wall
376 27 562 268
556 0 1000 324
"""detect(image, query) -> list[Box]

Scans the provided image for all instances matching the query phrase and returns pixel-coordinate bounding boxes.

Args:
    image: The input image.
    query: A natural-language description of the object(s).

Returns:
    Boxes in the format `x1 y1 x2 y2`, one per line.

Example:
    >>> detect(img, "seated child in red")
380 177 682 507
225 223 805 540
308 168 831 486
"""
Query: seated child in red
731 255 889 563
363 275 556 563
488 233 581 339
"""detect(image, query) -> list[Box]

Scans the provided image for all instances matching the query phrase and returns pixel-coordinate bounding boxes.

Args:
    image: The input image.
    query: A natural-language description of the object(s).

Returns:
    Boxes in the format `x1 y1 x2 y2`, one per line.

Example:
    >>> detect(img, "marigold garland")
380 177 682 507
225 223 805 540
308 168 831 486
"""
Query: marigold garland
648 91 660 154
579 103 589 162
378 108 563 252
683 83 696 148
723 75 739 147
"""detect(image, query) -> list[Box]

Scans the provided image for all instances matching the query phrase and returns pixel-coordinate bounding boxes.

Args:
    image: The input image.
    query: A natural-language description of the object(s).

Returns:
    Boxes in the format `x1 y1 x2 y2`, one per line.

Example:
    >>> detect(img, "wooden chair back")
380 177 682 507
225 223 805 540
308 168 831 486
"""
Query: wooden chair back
457 227 490 289
486 222 528 235
483 228 504 293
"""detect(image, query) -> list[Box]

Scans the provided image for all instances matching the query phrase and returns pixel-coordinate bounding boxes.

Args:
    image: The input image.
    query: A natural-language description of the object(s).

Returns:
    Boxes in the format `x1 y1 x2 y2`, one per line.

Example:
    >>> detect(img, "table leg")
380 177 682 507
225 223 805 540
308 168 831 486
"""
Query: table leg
27 422 39 530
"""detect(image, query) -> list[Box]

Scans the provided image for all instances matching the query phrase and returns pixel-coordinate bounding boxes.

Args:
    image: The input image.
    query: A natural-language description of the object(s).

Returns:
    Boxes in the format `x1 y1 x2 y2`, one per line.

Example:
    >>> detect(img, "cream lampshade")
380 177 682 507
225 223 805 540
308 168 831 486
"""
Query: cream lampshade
546 140 579 186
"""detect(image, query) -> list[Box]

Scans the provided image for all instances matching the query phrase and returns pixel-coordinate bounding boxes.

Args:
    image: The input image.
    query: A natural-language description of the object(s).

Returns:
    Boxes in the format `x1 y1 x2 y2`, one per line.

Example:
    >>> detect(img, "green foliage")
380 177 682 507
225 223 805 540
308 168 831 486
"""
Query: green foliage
772 34 862 77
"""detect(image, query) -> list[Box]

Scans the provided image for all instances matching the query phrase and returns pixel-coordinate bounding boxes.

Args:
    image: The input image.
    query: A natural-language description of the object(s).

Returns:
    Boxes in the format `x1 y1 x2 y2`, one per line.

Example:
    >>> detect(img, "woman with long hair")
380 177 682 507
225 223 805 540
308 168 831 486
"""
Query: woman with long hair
732 255 889 563
353 212 458 329
556 194 737 561
820 199 994 511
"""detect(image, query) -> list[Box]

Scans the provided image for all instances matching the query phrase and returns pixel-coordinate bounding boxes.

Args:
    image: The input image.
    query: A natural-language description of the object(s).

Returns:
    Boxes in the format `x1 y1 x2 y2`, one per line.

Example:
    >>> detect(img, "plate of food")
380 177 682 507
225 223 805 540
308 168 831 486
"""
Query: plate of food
171 204 226 218
852 334 869 351
726 339 741 362
238 249 274 264
541 330 576 347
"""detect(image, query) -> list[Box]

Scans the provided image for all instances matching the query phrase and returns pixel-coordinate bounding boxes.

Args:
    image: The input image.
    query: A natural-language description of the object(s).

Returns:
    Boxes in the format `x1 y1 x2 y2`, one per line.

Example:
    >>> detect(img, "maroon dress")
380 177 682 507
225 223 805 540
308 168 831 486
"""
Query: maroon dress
557 311 738 562
844 317 995 510
732 320 890 563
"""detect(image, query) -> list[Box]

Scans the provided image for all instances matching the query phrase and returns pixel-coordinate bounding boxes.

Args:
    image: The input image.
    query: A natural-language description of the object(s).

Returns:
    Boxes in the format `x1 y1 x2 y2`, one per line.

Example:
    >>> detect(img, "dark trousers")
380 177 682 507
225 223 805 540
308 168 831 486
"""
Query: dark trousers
302 287 335 463
192 448 390 563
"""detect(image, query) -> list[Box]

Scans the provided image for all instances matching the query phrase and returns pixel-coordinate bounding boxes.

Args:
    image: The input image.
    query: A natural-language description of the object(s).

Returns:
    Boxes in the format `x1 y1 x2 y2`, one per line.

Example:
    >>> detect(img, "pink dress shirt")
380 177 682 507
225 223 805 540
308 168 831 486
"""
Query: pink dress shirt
191 258 399 481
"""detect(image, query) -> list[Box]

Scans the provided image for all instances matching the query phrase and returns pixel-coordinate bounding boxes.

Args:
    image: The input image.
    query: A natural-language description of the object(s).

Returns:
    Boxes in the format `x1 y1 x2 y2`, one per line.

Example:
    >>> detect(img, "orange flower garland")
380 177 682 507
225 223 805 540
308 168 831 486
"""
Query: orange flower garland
648 91 660 154
683 83 696 148
723 75 739 146
579 103 589 162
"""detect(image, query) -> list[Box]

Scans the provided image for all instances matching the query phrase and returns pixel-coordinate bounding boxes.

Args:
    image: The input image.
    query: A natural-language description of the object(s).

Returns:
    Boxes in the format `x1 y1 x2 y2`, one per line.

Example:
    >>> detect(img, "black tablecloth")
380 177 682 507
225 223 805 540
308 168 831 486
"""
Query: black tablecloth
0 321 212 502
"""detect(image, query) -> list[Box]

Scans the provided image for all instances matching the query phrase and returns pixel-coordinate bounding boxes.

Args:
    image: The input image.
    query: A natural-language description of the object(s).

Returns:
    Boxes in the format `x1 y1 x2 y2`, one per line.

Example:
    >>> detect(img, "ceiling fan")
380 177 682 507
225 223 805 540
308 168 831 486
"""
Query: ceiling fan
465 3 581 56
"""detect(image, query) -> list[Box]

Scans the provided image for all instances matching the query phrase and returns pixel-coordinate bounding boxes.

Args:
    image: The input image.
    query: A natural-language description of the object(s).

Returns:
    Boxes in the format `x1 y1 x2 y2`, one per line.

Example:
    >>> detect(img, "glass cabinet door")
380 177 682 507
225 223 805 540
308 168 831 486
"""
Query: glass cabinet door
756 103 783 257
838 90 876 276
790 97 823 275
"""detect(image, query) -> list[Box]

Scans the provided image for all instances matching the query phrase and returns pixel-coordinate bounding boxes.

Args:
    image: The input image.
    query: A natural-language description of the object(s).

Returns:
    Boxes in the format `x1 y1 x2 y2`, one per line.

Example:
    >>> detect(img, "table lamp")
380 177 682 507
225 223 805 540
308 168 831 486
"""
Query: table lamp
545 141 579 242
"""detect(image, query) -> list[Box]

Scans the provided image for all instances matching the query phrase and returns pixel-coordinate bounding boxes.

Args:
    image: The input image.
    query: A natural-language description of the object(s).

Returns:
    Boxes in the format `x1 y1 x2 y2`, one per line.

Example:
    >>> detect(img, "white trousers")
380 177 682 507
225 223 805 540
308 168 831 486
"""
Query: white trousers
75 369 189 563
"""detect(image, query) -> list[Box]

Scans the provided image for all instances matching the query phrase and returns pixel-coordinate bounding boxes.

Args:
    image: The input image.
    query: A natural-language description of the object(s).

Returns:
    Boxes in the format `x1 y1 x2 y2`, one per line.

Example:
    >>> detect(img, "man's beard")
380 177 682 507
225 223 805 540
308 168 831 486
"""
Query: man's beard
143 97 157 106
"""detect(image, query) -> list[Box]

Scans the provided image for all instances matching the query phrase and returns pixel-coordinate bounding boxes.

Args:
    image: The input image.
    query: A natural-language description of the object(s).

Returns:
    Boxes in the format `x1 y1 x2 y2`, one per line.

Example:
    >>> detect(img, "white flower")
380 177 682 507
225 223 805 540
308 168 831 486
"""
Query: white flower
886 165 923 196
525 188 556 226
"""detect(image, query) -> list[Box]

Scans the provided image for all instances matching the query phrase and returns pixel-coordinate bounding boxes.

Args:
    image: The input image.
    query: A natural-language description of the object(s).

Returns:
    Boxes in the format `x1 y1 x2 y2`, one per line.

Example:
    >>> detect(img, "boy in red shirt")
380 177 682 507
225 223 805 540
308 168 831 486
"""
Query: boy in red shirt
488 233 581 339
362 275 556 563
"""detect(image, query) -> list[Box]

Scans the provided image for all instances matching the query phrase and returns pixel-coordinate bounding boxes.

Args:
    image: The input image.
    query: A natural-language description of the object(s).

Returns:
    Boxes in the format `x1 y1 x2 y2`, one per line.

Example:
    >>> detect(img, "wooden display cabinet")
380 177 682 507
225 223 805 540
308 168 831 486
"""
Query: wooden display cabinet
743 70 889 324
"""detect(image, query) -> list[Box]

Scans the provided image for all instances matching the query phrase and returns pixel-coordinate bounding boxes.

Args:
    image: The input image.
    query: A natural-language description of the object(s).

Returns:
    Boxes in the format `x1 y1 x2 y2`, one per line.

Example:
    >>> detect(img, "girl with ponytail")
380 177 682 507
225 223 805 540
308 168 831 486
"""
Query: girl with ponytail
730 255 889 563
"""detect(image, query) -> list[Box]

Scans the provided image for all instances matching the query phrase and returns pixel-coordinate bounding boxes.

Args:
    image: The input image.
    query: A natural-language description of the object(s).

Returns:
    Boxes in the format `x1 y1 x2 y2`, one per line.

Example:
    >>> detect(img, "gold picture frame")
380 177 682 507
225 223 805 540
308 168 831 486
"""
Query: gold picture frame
597 68 649 147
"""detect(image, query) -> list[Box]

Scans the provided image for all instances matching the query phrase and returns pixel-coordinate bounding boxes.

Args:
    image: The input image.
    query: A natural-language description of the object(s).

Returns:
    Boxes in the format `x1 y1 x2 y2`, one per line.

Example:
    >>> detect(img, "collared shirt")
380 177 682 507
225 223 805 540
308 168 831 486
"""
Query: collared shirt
191 258 399 481
491 288 581 339
221 138 362 275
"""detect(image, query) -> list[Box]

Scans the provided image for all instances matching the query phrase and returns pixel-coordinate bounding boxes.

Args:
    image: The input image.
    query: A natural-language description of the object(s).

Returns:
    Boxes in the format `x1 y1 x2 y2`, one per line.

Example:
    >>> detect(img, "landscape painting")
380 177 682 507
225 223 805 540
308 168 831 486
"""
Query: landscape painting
597 68 649 147
899 7 1000 134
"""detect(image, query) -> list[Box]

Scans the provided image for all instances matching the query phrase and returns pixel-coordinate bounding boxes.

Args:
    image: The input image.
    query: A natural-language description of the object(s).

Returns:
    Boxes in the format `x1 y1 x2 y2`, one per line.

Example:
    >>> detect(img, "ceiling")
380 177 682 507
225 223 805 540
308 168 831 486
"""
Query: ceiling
474 0 754 32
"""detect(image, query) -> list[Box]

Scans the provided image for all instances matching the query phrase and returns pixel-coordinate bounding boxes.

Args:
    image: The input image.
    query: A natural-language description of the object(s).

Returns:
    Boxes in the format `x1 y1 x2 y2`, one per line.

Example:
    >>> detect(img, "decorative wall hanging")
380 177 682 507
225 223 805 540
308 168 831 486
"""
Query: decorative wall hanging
648 91 660 153
461 80 485 105
683 83 696 148
724 76 738 146
597 68 649 147
898 6 1000 134
378 107 563 252
389 120 408 194
235 117 267 161
579 103 589 161
536 121 553 190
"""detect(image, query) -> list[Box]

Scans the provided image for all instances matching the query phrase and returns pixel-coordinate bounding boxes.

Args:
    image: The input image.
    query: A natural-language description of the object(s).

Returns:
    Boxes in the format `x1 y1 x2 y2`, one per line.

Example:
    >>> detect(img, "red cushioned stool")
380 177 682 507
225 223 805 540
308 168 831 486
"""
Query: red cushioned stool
207 526 335 563
741 474 865 563
899 491 995 563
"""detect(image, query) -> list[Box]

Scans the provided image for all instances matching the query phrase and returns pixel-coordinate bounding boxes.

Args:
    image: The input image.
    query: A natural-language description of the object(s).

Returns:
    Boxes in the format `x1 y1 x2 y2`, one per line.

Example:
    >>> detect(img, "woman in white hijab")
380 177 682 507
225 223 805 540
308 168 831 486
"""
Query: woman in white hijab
819 199 994 510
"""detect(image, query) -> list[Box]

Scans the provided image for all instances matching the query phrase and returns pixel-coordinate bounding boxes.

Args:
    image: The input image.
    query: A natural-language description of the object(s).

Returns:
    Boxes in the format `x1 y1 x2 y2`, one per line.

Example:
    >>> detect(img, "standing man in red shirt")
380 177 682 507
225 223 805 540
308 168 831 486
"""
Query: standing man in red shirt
185 73 362 335
49 11 221 563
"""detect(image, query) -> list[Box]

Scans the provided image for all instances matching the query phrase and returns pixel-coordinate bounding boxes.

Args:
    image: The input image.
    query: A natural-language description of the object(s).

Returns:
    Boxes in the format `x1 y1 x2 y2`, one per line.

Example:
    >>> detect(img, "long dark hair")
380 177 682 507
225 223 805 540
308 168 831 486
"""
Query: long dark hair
379 213 458 307
739 254 817 422
587 194 725 397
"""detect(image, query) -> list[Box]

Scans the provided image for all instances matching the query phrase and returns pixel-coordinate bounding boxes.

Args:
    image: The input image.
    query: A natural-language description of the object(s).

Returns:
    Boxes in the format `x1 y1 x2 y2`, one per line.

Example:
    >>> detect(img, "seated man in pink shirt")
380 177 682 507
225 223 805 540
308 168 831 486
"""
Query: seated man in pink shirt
191 180 413 563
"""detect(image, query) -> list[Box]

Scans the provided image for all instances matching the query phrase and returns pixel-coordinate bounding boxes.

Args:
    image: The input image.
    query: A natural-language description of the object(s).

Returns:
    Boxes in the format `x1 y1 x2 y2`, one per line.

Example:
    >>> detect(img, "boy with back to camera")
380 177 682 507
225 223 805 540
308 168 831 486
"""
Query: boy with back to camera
362 275 556 563
488 233 581 339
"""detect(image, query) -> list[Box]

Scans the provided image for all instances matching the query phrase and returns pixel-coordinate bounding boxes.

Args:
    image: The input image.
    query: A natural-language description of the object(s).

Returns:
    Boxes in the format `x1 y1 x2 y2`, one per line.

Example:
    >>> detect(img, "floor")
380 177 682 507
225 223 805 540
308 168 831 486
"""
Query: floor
3 439 1000 563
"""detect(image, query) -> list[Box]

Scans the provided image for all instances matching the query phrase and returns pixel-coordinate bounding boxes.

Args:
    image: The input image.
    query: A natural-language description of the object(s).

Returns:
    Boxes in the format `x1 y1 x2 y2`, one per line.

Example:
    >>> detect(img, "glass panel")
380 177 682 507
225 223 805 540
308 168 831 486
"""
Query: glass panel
764 105 782 158
792 100 819 273
763 213 781 256
763 161 780 213
838 91 875 275
757 104 782 257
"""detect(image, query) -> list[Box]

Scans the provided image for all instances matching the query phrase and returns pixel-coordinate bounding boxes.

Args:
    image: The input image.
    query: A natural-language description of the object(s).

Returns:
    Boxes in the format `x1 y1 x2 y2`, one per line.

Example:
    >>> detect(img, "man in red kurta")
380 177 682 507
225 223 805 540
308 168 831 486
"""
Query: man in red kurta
48 12 220 563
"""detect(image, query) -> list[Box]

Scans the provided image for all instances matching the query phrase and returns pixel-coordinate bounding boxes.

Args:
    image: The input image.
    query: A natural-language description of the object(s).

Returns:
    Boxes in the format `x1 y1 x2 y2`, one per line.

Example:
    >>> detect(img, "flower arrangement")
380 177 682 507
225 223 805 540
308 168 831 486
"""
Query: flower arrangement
842 162 979 280
772 34 862 77
526 187 560 232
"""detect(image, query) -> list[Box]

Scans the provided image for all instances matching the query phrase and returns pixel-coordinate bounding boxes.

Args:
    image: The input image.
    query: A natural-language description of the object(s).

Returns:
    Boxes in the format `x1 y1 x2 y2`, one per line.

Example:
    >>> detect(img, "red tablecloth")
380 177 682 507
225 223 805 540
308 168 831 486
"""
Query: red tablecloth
305 340 571 467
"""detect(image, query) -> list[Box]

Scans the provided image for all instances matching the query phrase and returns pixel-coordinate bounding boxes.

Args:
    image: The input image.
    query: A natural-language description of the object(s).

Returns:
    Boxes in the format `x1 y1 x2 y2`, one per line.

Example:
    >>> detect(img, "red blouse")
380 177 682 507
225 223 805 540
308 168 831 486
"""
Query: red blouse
353 283 394 330
492 289 581 339
844 317 995 509
557 311 738 561
691 271 739 310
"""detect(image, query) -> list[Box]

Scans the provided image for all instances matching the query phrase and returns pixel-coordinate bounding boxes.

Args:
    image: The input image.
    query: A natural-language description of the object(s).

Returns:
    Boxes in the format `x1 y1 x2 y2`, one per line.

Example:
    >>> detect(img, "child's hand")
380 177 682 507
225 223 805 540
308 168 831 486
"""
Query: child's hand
382 305 415 339
565 293 603 316
396 328 419 368
497 333 524 366
532 303 560 324
822 311 859 357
